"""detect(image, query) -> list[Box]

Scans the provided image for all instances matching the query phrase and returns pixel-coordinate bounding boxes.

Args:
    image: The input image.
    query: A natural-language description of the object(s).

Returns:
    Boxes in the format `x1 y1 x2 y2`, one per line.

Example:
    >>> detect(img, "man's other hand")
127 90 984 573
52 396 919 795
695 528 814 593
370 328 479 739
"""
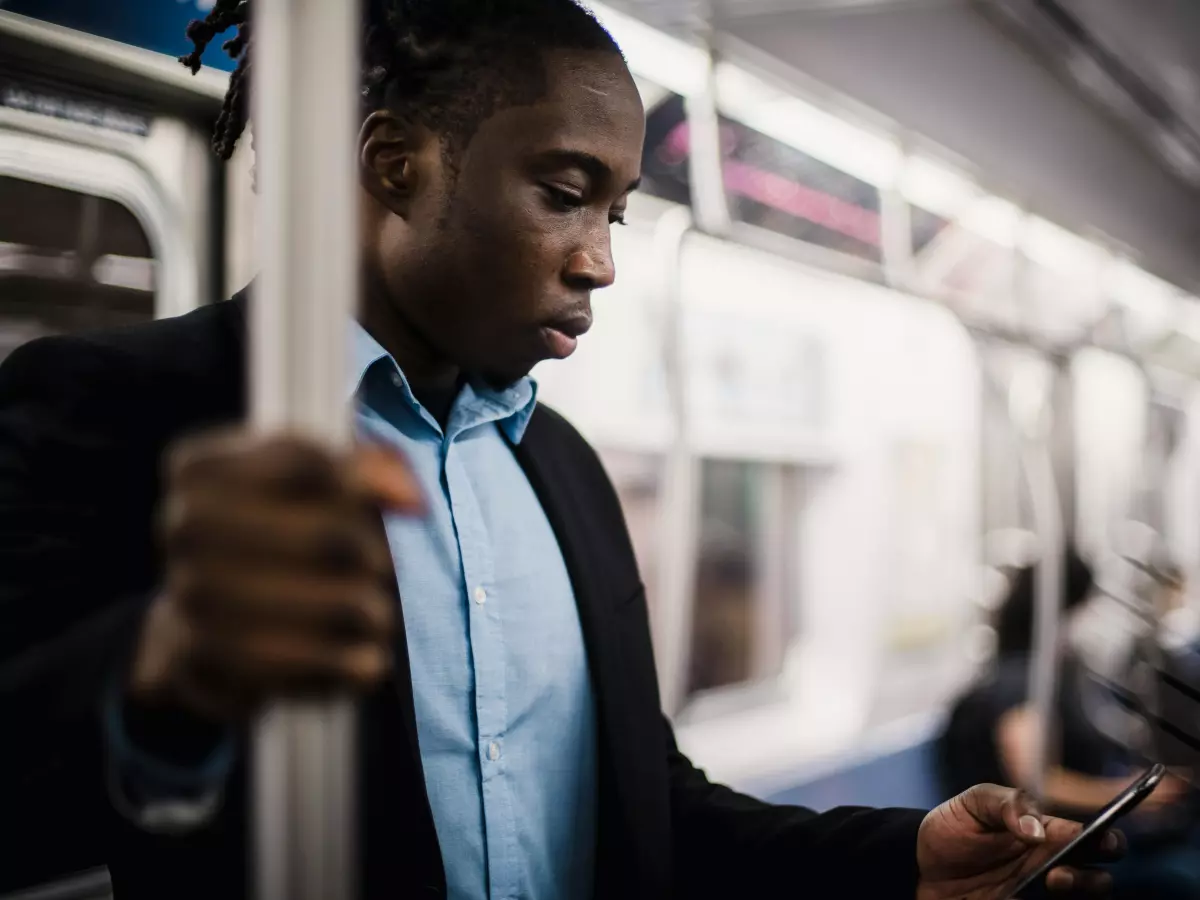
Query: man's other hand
916 784 1126 899
128 432 424 723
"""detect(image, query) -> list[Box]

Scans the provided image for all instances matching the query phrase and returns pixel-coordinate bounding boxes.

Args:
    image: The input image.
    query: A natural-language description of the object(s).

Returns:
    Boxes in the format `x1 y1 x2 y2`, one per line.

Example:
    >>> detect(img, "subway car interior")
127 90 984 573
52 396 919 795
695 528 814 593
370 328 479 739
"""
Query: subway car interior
2 1 1200 898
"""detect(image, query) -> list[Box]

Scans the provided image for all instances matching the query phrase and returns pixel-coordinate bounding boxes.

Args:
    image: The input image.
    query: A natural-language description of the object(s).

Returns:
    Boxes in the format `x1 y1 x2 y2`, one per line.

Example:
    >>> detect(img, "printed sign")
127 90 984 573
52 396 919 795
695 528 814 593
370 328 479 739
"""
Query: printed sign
642 92 885 263
1 80 150 135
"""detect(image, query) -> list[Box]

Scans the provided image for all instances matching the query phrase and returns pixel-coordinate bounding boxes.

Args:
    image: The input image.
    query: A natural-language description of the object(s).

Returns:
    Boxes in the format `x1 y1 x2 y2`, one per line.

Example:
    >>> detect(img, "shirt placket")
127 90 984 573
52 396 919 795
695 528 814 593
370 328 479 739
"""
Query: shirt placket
443 430 520 900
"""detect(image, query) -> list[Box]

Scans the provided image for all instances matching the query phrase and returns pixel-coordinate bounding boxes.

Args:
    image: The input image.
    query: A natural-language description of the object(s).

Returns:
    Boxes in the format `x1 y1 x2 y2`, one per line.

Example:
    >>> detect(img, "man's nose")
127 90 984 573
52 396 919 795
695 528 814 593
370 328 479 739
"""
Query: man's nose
563 241 615 291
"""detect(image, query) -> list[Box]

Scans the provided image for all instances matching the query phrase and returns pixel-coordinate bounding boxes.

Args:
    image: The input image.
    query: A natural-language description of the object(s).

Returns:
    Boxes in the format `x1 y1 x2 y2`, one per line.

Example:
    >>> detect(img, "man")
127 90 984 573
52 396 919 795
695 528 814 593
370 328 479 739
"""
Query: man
0 1 1121 898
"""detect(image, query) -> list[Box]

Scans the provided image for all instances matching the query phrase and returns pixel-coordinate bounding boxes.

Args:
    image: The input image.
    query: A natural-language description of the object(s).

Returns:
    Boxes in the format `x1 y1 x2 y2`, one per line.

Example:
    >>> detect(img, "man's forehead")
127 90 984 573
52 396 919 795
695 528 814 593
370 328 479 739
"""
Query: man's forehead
524 52 639 110
462 66 643 179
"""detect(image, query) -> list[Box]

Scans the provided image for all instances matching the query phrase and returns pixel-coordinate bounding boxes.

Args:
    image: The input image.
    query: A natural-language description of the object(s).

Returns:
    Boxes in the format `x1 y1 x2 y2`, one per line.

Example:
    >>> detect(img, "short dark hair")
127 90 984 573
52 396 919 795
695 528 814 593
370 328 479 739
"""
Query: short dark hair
994 546 1095 658
181 0 623 161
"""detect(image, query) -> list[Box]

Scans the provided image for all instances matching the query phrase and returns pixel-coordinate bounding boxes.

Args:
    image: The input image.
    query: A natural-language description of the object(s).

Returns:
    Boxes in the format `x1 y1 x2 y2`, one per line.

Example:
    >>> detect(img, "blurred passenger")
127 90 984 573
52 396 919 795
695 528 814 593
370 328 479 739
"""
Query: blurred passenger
939 548 1200 898
1135 559 1200 656
0 2 1123 899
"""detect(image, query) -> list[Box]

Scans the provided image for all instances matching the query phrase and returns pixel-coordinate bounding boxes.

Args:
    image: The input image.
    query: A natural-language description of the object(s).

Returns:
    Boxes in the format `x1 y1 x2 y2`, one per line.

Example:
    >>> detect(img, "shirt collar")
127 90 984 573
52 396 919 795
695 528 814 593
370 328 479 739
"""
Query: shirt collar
347 321 538 444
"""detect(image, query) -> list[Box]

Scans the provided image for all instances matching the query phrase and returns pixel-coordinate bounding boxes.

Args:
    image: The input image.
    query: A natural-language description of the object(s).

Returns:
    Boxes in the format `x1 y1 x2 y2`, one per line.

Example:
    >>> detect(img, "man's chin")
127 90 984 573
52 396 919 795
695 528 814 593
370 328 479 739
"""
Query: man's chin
476 365 534 392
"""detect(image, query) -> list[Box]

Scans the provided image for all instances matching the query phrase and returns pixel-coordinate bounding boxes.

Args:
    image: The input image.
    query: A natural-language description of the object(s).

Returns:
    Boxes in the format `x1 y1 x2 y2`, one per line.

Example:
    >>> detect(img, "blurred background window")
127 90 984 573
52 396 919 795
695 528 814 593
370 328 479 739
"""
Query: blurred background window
687 459 797 698
598 448 666 616
0 176 156 358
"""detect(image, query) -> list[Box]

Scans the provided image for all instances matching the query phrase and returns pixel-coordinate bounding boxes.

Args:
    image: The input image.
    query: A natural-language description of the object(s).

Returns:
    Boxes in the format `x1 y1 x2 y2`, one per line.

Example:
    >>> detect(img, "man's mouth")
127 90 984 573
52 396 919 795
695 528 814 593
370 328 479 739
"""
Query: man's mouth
539 312 592 360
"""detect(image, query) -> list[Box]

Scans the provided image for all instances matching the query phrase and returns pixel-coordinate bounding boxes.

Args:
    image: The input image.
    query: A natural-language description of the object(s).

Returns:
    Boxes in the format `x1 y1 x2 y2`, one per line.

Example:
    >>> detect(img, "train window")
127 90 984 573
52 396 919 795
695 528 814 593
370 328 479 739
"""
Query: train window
639 86 691 208
686 460 796 698
0 175 155 360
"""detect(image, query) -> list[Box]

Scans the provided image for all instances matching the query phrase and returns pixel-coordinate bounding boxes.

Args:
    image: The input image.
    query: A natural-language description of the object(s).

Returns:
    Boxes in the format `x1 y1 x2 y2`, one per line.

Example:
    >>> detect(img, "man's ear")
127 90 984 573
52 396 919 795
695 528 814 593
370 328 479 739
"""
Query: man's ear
359 110 433 219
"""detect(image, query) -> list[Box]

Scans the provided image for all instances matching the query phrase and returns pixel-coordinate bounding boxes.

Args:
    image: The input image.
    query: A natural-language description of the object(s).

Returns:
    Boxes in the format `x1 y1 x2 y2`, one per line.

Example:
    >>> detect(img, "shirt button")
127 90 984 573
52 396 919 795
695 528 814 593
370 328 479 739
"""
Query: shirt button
390 370 403 388
473 586 487 605
488 741 501 761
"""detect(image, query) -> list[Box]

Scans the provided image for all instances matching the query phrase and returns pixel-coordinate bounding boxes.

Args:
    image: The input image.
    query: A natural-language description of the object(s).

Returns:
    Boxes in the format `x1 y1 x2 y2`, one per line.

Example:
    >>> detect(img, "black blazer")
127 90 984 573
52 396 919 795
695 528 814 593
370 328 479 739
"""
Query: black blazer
0 293 926 899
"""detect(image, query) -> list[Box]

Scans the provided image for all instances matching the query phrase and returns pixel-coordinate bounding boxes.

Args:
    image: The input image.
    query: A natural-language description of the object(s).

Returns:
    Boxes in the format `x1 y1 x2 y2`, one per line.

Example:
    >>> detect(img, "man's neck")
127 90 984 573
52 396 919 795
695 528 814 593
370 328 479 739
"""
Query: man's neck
359 282 460 394
359 282 466 430
409 378 463 431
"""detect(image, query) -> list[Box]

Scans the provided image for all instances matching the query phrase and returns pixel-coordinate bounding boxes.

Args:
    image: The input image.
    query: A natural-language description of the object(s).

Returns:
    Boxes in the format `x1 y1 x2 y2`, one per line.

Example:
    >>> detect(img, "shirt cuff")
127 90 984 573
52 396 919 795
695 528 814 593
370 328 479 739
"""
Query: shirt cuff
102 675 237 798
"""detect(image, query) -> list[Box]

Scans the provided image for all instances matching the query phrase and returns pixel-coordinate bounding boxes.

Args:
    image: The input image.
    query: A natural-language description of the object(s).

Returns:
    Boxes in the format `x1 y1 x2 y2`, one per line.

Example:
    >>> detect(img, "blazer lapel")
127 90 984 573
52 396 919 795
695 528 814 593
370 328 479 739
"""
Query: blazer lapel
506 411 637 898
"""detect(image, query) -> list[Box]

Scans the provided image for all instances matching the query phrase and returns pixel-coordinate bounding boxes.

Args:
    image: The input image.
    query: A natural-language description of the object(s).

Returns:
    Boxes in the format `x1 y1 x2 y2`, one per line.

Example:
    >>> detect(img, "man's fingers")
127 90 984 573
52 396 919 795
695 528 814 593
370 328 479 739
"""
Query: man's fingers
994 787 1046 845
165 496 394 576
189 629 392 696
174 566 395 641
1045 867 1113 894
350 444 424 513
1097 829 1126 862
171 432 343 501
169 433 425 514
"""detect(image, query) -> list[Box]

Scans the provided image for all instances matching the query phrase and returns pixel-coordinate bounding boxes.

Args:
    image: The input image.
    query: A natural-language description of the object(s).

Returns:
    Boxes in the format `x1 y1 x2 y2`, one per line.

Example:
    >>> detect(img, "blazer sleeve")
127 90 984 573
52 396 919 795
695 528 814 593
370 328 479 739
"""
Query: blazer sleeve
0 335 154 767
665 718 927 898
0 335 219 884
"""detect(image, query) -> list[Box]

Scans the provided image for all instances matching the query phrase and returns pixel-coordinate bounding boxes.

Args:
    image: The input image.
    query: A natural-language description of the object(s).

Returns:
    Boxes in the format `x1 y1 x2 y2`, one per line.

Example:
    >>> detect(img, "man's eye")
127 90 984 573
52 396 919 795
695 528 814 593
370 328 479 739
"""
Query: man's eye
545 185 585 211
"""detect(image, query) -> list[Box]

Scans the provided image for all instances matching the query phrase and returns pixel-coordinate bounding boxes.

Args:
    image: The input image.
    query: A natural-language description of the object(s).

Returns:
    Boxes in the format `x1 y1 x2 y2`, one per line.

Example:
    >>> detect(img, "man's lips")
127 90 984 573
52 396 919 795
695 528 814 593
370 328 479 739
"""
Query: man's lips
539 312 592 360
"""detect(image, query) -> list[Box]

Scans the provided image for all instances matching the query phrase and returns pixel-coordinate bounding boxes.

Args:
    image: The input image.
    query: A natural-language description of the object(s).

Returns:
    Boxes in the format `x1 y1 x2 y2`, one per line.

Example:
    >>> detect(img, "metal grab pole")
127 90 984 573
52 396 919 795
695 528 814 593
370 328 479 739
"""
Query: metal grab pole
1016 411 1065 801
651 205 696 716
251 2 361 900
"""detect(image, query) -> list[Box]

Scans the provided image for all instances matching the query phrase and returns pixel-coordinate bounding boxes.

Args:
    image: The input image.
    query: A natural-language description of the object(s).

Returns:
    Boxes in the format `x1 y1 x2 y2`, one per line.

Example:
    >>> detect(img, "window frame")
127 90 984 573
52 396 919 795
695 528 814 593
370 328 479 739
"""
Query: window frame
0 110 199 320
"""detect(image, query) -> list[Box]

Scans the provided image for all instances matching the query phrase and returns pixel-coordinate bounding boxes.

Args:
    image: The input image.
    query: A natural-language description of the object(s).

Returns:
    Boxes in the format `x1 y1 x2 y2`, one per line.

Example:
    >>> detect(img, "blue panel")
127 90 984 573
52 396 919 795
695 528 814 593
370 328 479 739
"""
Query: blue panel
4 1 237 72
766 742 946 812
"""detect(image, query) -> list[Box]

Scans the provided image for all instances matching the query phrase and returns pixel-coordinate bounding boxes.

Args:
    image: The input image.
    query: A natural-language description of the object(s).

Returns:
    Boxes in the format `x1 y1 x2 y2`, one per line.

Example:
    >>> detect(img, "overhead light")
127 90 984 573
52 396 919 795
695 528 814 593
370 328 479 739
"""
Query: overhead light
1176 296 1200 345
961 196 1023 248
586 2 709 98
1109 258 1179 319
900 156 978 219
901 155 1026 248
714 62 903 188
1022 216 1106 276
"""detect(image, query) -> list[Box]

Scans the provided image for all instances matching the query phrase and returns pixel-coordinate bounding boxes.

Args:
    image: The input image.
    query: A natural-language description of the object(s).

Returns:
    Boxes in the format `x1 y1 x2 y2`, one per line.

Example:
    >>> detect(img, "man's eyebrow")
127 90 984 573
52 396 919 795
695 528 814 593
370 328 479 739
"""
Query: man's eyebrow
537 148 642 193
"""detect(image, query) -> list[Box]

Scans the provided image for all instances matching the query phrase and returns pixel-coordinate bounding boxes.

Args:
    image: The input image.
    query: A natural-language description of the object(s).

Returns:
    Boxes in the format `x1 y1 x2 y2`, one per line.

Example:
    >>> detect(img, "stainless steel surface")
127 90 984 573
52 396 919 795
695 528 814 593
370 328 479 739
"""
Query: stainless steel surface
683 45 732 235
250 1 360 898
651 205 699 715
1017 378 1065 801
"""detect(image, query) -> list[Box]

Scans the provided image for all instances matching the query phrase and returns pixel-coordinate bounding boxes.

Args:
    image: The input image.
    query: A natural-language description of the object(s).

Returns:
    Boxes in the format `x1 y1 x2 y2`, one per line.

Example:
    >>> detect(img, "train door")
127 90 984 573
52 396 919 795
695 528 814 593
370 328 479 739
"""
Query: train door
0 13 223 361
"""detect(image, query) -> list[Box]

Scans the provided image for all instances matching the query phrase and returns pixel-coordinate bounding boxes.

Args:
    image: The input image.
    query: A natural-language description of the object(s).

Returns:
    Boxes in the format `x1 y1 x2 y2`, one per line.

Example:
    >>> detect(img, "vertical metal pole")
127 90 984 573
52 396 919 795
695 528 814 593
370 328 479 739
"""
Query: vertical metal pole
683 24 731 238
652 205 699 716
251 2 360 900
1017 389 1065 801
881 145 914 291
655 15 722 710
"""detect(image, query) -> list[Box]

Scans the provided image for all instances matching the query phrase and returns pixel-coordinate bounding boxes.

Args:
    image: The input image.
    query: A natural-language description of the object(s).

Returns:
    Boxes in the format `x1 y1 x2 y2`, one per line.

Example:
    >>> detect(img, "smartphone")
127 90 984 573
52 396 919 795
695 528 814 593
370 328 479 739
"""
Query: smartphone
1006 763 1167 899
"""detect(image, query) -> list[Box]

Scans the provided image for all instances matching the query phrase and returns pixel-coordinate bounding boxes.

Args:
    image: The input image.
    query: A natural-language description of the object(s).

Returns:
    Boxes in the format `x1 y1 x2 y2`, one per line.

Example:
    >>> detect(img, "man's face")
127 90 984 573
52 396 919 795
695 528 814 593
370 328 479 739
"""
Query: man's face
363 49 645 386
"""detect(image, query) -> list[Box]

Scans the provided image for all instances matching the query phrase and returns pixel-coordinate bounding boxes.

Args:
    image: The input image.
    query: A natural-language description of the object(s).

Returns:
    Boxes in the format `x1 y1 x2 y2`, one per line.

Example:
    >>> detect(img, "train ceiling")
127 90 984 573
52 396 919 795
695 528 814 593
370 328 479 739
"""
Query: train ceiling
609 0 1200 189
980 0 1200 189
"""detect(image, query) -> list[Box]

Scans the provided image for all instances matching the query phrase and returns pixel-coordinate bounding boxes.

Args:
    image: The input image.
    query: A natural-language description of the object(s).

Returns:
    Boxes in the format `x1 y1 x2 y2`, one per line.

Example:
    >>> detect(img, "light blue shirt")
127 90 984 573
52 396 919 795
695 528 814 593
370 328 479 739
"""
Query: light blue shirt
105 323 599 900
351 323 599 900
